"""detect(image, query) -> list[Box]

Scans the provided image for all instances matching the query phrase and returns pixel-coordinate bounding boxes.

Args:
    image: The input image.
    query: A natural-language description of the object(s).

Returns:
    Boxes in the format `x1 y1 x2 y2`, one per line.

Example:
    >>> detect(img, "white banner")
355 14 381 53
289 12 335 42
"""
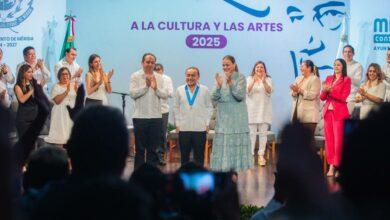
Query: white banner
1 0 66 87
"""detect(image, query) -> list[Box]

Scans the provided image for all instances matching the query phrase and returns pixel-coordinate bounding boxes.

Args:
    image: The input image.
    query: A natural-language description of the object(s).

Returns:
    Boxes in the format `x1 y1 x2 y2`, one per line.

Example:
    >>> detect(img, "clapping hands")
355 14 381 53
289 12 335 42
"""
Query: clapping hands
66 81 71 94
0 64 8 75
146 74 157 90
357 87 366 96
322 82 332 93
355 95 363 103
226 72 233 86
36 59 44 70
108 69 114 80
75 67 83 78
290 84 299 93
253 74 264 83
150 75 157 90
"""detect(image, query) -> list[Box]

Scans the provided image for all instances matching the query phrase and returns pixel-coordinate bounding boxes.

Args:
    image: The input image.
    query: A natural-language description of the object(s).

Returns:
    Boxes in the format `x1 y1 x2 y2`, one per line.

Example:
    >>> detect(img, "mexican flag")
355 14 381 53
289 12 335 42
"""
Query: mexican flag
59 14 76 60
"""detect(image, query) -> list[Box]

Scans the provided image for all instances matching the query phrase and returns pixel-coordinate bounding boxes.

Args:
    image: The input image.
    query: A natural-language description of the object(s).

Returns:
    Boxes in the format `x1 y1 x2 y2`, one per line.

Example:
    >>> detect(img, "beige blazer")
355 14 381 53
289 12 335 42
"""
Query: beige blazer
290 74 321 123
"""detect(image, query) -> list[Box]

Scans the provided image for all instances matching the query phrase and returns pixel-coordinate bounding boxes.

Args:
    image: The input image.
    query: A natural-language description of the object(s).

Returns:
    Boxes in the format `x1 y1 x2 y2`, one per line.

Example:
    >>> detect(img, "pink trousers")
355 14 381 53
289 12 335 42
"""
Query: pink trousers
324 110 345 167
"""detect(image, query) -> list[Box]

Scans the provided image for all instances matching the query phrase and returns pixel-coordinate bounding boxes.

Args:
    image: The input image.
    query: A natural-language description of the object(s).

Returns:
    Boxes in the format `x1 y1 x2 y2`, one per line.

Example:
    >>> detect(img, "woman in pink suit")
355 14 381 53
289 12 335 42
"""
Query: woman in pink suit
320 58 351 177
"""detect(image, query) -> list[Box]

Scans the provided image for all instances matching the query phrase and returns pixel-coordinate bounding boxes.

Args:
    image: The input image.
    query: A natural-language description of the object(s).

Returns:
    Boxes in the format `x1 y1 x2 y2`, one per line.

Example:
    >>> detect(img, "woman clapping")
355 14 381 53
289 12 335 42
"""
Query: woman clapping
45 67 77 146
85 54 113 106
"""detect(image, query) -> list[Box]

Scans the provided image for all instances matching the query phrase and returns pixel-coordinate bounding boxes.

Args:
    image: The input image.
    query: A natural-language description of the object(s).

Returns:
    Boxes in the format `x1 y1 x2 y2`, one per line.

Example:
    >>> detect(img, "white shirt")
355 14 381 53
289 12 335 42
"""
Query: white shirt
246 76 273 124
129 69 168 119
54 58 82 83
383 63 390 82
86 72 108 105
0 62 15 85
382 63 390 102
346 60 363 102
357 81 386 119
0 80 11 108
16 61 51 84
173 84 212 132
160 74 174 114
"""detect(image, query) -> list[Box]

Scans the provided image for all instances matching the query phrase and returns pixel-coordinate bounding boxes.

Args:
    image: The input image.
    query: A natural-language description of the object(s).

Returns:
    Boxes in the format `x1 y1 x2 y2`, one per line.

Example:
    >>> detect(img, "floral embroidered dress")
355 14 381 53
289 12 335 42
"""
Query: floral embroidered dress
210 72 253 171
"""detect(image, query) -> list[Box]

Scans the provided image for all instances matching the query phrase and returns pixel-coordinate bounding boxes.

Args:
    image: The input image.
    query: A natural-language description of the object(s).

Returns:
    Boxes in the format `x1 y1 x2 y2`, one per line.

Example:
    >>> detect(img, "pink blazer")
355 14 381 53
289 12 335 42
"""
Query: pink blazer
320 75 351 120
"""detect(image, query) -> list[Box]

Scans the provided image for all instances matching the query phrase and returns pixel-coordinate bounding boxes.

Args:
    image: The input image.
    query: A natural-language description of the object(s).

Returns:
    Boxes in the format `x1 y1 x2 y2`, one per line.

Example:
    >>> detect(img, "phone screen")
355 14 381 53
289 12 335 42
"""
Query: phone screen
179 172 215 195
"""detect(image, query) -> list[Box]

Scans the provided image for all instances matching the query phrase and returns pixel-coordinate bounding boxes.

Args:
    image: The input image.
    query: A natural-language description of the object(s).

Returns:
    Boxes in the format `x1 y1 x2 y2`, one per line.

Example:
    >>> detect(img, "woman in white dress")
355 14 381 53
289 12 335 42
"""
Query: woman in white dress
85 54 113 106
246 61 273 166
45 67 77 146
355 63 386 119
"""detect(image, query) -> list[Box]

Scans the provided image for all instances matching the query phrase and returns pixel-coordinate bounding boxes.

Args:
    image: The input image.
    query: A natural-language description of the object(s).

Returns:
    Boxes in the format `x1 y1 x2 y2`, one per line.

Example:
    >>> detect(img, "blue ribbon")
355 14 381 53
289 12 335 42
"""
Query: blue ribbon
185 85 199 106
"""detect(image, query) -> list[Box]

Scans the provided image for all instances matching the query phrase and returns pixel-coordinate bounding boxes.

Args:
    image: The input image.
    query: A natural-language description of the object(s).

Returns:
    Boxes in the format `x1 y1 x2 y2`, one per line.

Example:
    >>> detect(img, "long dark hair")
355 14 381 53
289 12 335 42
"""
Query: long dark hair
251 61 270 78
302 60 319 77
313 65 319 77
15 64 33 89
335 58 347 77
223 55 239 72
302 60 314 72
88 54 101 73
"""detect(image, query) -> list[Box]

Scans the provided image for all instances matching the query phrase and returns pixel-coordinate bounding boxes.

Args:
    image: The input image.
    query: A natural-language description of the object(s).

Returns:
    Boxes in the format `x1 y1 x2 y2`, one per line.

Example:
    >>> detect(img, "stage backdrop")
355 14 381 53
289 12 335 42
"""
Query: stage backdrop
349 0 390 68
0 0 66 89
67 0 355 132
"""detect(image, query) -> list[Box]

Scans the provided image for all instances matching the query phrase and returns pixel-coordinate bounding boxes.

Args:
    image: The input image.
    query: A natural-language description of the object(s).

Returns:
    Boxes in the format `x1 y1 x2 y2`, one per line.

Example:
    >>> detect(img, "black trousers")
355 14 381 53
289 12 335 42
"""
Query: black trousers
179 131 206 166
133 118 162 169
157 113 169 162
85 98 103 107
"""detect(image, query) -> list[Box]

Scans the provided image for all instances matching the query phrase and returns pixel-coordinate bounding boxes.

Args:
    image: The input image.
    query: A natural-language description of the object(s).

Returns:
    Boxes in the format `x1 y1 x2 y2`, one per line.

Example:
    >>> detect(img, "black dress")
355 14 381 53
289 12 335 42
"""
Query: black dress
15 85 38 138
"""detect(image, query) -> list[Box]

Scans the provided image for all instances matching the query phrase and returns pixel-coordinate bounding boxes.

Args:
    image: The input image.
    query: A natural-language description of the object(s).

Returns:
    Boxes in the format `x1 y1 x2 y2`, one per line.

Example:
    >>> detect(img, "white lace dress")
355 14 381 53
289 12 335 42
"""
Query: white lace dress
44 83 76 144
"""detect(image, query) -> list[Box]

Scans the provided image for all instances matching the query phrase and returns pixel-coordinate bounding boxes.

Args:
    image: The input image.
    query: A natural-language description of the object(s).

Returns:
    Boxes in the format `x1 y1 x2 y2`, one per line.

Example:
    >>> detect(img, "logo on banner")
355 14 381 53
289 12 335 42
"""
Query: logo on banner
373 18 390 47
0 0 34 31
